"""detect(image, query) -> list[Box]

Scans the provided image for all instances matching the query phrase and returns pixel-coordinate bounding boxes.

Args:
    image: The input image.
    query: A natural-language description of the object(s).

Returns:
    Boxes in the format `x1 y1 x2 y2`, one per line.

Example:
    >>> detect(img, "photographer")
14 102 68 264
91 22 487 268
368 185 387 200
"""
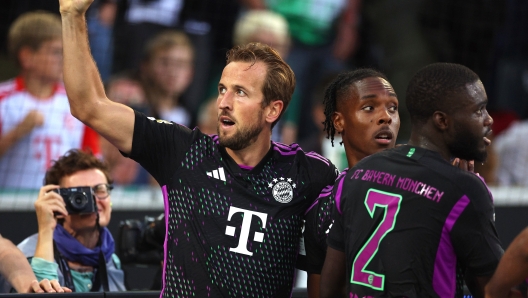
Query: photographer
16 149 125 292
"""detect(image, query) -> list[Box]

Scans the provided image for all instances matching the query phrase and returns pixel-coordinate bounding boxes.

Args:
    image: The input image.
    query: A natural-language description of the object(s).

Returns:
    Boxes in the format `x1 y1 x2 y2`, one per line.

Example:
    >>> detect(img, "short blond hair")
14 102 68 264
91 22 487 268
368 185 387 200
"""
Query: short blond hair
234 10 290 48
8 11 62 60
142 30 194 62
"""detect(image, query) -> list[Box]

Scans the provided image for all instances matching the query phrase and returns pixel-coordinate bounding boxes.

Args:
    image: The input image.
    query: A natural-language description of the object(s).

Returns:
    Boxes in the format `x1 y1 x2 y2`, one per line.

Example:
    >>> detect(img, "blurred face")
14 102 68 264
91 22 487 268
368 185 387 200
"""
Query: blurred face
447 81 493 162
334 77 400 165
61 169 112 231
25 38 63 82
107 78 146 107
145 46 193 95
217 61 268 150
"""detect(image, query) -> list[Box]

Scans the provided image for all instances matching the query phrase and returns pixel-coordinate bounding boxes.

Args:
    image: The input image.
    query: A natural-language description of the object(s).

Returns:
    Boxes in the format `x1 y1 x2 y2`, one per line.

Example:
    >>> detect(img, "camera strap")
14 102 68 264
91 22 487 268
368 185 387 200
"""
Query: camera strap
53 241 76 292
53 241 110 292
91 250 110 292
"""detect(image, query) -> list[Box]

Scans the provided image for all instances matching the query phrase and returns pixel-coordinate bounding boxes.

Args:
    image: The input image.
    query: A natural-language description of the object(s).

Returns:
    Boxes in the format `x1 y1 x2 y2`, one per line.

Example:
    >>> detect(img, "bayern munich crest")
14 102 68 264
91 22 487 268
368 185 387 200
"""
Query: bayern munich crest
268 177 296 203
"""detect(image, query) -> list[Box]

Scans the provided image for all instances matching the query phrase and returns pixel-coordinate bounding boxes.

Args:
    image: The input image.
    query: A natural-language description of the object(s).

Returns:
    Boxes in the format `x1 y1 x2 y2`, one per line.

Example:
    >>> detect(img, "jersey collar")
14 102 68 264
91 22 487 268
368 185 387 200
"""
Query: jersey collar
218 143 274 175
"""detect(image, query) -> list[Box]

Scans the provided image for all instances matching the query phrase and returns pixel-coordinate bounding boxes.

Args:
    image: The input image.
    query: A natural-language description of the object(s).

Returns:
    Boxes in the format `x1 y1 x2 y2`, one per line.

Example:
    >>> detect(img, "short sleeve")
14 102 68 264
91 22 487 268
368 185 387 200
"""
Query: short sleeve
125 111 202 186
304 187 335 274
326 175 347 252
449 179 503 276
31 257 59 282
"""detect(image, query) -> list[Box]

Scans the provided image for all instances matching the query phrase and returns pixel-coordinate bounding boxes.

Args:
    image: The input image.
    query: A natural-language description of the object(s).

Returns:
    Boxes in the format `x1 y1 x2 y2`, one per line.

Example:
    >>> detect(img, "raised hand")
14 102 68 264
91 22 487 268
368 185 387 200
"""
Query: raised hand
34 185 67 232
58 0 94 15
451 158 475 173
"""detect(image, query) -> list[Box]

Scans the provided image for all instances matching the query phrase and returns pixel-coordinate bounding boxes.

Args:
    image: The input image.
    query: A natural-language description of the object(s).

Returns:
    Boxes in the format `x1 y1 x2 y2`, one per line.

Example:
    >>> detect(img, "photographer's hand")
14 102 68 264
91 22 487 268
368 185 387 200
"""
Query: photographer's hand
34 185 68 262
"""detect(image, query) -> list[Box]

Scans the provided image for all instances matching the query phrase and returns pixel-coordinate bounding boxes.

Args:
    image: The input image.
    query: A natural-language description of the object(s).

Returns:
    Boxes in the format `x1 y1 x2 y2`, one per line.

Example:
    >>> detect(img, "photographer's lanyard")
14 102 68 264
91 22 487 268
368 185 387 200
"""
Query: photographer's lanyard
53 242 110 292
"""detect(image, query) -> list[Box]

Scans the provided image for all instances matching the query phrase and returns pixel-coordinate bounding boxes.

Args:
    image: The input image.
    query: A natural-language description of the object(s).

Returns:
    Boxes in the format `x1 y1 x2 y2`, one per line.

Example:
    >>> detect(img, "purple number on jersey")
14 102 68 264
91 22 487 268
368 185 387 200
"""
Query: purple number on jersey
350 189 402 290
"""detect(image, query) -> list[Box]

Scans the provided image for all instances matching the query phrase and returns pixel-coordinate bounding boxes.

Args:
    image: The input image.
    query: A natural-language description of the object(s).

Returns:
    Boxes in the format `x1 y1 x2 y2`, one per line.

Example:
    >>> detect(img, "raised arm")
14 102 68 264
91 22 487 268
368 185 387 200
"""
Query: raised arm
59 0 134 154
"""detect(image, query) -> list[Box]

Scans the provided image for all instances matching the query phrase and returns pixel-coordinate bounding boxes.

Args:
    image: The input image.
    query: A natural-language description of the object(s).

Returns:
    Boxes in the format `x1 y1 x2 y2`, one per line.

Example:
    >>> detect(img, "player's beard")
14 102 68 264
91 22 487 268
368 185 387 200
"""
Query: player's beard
218 109 264 150
448 122 488 163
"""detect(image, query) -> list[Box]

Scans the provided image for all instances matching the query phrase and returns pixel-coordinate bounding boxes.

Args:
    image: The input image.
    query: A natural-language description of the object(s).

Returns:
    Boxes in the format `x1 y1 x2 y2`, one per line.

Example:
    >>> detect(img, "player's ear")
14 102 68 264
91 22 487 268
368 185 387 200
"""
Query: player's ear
432 111 449 131
332 112 344 133
265 100 283 124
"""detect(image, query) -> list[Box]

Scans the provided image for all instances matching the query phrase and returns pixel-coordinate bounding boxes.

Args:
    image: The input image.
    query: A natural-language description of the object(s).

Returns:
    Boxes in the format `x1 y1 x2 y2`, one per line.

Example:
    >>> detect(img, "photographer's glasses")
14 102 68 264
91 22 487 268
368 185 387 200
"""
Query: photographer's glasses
92 183 114 200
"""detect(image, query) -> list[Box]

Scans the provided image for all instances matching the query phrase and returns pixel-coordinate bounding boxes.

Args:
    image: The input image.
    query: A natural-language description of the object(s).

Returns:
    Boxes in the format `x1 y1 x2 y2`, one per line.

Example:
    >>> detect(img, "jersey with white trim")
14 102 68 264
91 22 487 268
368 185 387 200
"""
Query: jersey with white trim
302 169 348 274
327 145 503 298
127 111 338 298
0 77 100 189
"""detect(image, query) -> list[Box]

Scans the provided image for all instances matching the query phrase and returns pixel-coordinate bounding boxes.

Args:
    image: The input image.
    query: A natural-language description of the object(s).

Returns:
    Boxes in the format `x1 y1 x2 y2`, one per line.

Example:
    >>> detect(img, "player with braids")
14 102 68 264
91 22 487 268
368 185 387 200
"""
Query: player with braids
303 68 400 297
321 68 398 166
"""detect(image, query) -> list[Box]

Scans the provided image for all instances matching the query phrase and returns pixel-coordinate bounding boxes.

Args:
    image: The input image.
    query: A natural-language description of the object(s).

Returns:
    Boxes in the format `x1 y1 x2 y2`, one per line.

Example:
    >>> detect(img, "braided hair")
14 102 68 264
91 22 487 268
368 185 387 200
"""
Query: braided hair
322 68 388 146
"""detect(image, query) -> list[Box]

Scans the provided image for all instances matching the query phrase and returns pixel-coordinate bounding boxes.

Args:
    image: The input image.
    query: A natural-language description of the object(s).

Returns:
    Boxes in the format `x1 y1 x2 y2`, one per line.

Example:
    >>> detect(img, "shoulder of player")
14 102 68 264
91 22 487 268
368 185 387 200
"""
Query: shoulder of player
272 141 334 168
139 113 216 147
306 184 335 215
454 170 492 199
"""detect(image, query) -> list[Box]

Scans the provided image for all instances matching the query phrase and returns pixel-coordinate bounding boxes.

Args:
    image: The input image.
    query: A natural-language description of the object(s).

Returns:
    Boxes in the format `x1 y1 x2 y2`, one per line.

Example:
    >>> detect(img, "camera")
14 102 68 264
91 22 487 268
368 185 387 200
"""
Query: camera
54 187 96 214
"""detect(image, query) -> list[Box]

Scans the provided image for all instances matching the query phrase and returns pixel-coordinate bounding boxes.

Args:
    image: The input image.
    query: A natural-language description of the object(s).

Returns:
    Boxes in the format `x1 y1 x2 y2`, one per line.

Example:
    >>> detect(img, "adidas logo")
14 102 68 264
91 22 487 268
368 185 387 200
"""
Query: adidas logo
206 167 226 181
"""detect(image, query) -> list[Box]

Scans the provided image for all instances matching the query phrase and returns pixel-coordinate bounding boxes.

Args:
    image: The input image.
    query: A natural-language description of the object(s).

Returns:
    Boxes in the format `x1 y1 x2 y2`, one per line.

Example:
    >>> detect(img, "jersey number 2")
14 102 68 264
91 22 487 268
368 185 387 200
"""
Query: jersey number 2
350 189 402 291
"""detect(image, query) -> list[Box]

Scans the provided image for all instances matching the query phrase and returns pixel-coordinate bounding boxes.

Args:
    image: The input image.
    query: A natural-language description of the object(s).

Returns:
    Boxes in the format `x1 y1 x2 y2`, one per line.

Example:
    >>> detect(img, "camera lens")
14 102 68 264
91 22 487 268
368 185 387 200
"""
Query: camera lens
69 193 88 210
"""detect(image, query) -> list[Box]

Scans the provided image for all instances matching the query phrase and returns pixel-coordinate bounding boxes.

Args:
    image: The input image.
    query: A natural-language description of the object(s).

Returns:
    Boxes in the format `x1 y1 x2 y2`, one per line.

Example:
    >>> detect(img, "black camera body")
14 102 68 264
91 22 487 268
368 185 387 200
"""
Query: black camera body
54 187 96 214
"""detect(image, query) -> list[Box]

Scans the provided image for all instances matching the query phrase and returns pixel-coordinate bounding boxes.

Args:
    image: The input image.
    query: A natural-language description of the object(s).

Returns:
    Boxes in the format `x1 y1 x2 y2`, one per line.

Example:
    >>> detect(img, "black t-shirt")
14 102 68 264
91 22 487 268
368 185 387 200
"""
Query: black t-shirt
127 112 338 297
327 145 503 298
302 169 348 274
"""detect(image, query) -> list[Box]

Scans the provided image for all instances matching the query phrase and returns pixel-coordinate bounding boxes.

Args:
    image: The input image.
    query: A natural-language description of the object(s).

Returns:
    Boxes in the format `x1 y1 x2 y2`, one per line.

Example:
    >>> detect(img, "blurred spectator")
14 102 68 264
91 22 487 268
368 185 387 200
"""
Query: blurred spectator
102 74 151 185
233 10 290 58
0 11 99 189
9 150 125 292
494 120 528 186
196 97 218 135
112 0 224 124
140 30 193 126
88 0 117 83
113 0 184 73
242 0 360 144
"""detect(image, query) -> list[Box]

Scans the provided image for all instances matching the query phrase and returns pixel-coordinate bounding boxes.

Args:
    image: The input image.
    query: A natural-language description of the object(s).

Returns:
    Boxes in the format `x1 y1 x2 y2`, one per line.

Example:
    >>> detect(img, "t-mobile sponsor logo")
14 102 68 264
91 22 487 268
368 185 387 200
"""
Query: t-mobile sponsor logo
225 206 268 256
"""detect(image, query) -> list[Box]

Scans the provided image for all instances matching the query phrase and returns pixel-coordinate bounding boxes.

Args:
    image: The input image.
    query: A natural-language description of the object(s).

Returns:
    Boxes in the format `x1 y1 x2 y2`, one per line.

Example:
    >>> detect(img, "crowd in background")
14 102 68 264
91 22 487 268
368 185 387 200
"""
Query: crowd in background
0 0 526 188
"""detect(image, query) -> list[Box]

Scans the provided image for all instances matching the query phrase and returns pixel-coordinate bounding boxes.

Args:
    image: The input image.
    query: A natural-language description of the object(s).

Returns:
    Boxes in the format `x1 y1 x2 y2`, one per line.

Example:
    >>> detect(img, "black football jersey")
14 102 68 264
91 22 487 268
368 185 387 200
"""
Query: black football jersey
127 112 338 297
327 145 503 298
302 169 348 274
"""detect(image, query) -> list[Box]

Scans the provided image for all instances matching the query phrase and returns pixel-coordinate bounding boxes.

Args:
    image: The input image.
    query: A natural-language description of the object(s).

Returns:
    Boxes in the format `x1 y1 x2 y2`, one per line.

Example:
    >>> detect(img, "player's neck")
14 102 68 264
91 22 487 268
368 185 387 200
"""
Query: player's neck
20 72 57 99
408 131 451 162
225 132 272 167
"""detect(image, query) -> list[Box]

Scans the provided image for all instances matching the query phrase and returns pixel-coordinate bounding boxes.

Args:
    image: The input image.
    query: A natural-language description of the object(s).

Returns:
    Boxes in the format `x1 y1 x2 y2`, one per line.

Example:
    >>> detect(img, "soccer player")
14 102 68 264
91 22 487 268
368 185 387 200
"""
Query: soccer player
485 227 528 298
58 0 338 297
301 69 400 297
320 63 503 298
